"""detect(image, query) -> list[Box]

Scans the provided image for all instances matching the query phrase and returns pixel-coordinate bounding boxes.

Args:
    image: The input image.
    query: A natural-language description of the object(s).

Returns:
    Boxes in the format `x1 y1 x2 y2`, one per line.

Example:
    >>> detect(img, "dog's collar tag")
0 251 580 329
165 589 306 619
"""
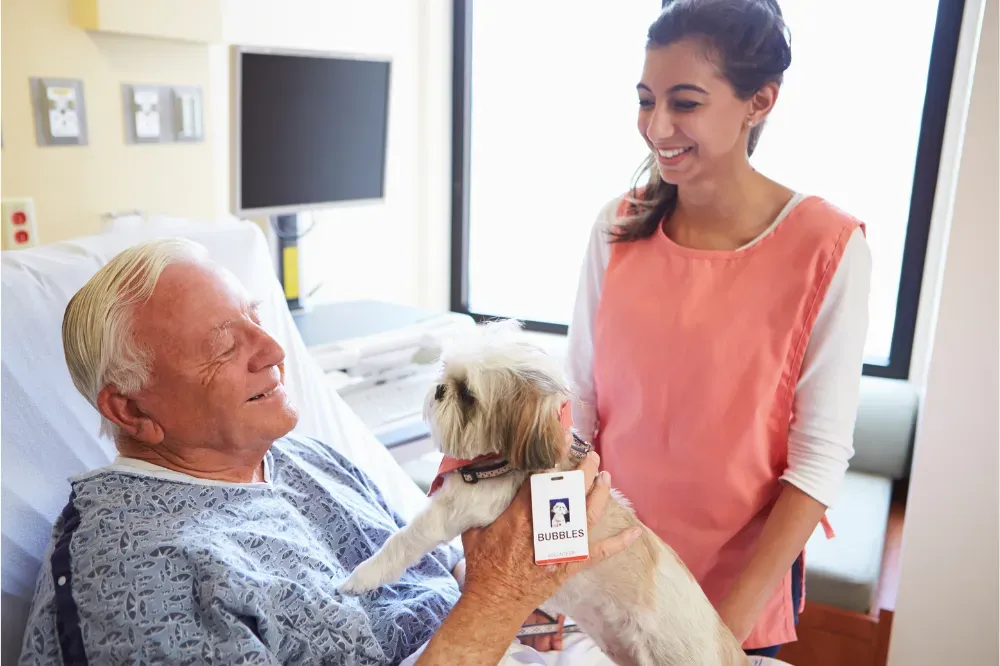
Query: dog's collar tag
569 430 592 459
427 454 516 495
530 470 590 566
458 458 513 484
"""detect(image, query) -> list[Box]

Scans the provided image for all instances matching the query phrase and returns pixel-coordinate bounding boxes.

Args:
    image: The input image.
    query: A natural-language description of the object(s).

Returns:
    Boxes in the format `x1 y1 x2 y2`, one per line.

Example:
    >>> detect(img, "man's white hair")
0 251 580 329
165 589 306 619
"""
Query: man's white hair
62 237 210 439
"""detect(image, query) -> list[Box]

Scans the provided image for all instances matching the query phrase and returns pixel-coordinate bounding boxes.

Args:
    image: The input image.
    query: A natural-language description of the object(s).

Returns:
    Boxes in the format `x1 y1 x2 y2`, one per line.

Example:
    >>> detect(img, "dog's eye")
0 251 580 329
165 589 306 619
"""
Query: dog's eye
457 382 476 407
434 384 446 401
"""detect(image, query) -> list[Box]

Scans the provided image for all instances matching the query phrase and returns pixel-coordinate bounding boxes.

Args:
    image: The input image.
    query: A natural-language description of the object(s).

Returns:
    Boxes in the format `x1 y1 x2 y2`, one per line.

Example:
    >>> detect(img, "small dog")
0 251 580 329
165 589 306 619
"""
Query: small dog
340 321 748 665
550 501 569 528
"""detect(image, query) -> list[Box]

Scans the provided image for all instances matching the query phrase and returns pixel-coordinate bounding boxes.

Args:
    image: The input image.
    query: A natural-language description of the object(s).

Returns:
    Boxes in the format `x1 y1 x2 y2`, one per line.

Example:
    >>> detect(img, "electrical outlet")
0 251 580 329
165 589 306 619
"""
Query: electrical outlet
30 78 88 146
1 198 39 250
123 84 167 144
134 90 161 138
46 87 80 137
171 86 204 141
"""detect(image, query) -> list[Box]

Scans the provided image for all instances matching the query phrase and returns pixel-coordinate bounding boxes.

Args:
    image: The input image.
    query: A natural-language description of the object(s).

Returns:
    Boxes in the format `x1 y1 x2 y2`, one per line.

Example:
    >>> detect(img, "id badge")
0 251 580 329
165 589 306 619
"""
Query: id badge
531 470 589 565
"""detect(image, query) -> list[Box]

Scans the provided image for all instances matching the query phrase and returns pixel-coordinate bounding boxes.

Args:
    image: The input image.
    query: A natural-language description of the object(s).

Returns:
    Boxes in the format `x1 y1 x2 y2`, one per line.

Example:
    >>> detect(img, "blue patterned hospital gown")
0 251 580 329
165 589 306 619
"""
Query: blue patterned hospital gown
19 436 462 665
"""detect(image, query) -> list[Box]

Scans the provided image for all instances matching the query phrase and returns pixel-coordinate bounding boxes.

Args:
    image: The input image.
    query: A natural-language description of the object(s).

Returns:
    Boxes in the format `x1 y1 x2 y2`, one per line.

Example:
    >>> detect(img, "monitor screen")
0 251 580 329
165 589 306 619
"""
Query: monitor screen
234 48 390 215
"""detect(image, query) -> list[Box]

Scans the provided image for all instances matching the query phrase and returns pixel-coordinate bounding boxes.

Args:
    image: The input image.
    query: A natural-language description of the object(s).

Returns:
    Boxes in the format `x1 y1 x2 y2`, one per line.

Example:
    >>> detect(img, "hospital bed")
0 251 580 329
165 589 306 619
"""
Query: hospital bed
0 218 612 665
0 218 787 665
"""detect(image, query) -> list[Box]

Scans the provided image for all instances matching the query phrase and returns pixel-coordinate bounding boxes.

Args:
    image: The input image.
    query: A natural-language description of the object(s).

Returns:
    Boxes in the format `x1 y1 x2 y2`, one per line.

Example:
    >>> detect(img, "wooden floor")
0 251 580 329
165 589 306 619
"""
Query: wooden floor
873 496 906 615
776 490 907 666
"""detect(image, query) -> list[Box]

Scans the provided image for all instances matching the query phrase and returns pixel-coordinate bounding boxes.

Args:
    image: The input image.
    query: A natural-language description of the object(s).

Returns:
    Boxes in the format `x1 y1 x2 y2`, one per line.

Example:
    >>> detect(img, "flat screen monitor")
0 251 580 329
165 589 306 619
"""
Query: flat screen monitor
232 46 391 216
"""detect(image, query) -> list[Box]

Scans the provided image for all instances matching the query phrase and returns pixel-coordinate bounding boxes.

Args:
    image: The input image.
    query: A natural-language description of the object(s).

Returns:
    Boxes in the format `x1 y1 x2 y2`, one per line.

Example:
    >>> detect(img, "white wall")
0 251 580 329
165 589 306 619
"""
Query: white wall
887 0 999 662
414 0 455 312
212 0 453 309
907 0 991 387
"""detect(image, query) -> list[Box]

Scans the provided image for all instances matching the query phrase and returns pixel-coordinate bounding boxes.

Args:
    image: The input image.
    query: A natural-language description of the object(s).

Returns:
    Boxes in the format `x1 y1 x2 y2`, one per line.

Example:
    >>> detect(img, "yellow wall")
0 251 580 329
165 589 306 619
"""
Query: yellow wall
0 0 453 311
1 0 218 245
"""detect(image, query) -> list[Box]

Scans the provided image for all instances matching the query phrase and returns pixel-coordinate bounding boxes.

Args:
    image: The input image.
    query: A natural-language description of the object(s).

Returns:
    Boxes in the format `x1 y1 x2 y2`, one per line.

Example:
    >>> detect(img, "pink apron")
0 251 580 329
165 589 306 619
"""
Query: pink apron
591 195 859 649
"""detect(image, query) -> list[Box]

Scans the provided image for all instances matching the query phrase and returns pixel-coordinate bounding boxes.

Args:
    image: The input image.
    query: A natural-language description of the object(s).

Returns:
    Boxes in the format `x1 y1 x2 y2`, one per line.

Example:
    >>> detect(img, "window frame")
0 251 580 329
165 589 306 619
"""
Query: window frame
449 0 968 379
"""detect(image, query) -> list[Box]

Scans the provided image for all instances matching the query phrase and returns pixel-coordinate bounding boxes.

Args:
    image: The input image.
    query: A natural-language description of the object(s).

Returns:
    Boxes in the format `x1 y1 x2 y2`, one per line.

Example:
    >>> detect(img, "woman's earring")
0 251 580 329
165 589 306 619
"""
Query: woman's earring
747 119 755 128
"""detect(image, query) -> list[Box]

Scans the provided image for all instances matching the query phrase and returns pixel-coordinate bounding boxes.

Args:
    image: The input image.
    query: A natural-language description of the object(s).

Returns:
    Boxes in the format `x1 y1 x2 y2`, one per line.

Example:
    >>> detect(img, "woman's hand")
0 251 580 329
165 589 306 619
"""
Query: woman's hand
717 484 828 646
716 596 755 644
460 451 641 617
518 611 565 652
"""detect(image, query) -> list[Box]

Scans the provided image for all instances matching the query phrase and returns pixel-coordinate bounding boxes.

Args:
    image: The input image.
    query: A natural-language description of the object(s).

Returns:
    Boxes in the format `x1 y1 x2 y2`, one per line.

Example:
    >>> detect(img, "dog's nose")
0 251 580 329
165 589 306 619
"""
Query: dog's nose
434 384 446 401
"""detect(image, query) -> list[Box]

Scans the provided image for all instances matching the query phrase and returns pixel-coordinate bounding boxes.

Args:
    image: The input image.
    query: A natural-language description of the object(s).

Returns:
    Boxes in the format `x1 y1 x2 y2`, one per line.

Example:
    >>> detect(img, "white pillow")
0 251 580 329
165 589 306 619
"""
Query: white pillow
0 218 428 662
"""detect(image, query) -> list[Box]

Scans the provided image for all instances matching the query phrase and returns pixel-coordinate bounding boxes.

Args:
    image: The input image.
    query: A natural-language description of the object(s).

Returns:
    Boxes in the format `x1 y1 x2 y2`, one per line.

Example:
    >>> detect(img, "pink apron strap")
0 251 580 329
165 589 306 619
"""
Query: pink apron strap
798 551 808 614
820 514 835 539
797 513 834 615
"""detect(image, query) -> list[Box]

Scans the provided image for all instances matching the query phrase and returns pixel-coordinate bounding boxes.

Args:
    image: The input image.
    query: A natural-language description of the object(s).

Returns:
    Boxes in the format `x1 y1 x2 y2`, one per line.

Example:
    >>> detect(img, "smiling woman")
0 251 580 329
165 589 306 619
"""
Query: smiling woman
559 2 863 657
452 0 965 381
616 3 791 244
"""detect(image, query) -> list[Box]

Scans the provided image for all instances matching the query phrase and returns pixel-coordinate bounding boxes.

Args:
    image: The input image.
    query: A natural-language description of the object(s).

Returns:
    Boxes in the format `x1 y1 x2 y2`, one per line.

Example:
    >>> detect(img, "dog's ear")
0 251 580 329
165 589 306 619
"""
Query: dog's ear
502 386 564 471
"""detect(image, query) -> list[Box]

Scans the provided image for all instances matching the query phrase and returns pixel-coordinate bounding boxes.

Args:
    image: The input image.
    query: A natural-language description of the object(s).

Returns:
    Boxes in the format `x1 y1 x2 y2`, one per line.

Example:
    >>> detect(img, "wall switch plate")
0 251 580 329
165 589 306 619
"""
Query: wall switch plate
123 84 169 144
171 86 204 141
30 78 88 146
1 198 39 250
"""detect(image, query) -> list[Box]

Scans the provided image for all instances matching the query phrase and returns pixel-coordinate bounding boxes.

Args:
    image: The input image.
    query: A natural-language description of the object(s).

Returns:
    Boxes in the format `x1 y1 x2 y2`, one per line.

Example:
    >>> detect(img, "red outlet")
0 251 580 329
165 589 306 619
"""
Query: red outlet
2 198 37 249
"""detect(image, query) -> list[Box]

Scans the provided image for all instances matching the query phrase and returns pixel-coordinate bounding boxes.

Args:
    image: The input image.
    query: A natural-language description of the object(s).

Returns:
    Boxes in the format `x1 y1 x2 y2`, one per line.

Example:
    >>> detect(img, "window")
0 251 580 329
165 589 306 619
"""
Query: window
451 0 967 380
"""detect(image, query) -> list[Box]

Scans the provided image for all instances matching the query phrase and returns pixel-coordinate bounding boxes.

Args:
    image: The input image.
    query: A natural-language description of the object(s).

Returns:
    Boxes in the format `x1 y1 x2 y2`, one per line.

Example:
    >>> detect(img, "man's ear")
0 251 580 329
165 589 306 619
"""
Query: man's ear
96 386 164 445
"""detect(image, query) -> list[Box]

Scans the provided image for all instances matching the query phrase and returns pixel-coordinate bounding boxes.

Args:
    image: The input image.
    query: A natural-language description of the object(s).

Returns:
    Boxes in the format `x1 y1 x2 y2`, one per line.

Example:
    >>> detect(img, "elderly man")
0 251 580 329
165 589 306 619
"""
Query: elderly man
19 238 638 665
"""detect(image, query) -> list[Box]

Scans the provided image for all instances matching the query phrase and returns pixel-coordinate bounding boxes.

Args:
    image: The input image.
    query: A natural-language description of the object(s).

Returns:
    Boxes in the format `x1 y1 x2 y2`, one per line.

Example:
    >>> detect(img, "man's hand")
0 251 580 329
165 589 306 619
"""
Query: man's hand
518 611 565 652
415 451 641 665
460 451 641 616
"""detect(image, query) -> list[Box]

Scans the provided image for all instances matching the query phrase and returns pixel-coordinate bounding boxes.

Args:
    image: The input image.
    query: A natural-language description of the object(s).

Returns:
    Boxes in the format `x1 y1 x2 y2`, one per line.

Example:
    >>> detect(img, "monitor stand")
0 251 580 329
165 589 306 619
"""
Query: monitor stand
272 213 307 312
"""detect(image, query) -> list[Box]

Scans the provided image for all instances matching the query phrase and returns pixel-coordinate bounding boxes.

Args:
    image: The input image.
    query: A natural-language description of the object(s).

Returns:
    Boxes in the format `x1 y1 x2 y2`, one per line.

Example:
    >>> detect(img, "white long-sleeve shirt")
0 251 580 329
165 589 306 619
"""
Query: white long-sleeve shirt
567 193 872 508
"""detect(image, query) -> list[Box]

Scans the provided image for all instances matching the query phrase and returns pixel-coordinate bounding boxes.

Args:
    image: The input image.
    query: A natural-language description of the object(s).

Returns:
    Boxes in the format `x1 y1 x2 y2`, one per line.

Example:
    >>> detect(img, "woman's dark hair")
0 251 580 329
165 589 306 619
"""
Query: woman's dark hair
611 0 792 243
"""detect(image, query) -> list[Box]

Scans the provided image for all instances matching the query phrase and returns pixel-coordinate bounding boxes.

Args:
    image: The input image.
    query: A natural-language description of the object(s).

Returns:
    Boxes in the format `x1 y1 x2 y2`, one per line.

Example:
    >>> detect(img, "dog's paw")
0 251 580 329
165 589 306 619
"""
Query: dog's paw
336 576 367 597
338 560 388 596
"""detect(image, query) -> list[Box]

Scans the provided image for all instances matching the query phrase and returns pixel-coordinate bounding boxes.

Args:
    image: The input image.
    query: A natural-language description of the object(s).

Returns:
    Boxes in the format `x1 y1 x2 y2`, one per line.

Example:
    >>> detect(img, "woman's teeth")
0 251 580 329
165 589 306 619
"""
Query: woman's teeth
659 147 692 158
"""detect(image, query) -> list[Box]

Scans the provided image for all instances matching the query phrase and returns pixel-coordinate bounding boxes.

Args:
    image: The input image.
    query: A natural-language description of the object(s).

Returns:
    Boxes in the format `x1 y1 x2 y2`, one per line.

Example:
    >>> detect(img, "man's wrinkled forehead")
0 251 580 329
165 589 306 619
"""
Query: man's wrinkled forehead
134 261 251 352
208 298 263 345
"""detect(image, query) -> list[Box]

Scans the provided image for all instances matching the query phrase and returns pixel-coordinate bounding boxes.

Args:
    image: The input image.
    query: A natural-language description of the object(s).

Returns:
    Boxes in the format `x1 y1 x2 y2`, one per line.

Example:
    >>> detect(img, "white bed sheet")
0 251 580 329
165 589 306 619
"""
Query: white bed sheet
0 217 428 662
401 636 787 665
401 633 615 666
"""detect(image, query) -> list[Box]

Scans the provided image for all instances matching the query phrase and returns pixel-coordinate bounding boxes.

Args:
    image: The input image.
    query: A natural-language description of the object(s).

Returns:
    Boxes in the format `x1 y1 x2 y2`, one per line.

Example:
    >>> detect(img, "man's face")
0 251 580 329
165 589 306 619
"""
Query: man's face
128 261 299 453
